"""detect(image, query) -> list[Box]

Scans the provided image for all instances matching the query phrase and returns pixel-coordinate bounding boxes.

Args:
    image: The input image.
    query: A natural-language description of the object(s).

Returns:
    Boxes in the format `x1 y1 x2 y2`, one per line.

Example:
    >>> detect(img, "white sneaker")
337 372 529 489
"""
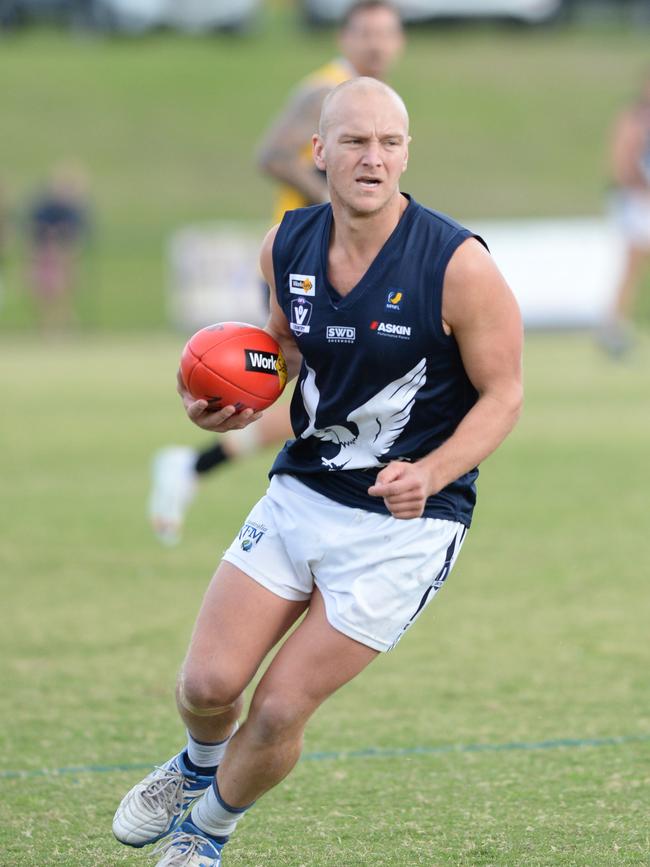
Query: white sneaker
112 752 214 848
148 447 198 545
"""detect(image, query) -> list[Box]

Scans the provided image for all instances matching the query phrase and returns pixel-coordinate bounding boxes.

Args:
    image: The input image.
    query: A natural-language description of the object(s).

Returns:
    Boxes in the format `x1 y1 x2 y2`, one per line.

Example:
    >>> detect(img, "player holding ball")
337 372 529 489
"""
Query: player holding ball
113 78 523 866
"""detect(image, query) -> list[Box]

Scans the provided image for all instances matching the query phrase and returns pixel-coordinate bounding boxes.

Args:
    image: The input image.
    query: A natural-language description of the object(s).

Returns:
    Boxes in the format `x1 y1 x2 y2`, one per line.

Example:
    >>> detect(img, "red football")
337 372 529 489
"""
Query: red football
180 322 287 412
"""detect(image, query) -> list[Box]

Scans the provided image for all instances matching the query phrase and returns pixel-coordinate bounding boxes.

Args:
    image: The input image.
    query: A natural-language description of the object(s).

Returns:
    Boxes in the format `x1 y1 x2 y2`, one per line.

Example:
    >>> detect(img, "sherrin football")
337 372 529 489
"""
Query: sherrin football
180 322 287 412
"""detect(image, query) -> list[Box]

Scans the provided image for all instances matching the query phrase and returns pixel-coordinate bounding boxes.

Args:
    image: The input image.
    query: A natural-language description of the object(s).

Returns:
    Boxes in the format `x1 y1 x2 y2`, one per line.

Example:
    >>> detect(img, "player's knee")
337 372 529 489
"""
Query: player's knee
177 668 243 715
248 691 308 744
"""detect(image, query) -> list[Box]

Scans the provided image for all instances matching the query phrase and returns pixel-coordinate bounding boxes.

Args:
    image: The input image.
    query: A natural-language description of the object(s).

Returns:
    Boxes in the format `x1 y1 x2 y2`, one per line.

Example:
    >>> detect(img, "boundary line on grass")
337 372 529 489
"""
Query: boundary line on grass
1 733 649 781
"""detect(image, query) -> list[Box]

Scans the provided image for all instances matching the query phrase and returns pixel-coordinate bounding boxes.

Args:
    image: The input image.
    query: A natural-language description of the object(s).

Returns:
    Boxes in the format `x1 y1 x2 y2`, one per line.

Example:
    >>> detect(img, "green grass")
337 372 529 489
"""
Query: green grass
1 332 649 865
1 13 650 865
2 19 650 328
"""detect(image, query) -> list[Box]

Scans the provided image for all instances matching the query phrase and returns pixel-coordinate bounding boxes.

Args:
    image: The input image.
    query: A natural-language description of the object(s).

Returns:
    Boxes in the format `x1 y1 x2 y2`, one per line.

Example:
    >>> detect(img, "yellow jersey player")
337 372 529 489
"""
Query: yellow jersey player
258 1 405 222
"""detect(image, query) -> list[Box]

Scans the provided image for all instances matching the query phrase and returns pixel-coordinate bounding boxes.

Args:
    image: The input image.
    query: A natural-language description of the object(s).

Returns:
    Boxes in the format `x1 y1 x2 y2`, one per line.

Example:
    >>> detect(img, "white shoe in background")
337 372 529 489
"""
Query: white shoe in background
148 447 198 545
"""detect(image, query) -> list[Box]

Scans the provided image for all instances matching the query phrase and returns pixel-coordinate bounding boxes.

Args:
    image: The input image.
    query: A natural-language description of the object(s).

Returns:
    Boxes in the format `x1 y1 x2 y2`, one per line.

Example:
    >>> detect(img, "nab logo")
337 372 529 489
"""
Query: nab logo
244 349 280 376
326 325 356 343
290 273 316 296
370 320 412 339
385 289 404 311
290 298 312 335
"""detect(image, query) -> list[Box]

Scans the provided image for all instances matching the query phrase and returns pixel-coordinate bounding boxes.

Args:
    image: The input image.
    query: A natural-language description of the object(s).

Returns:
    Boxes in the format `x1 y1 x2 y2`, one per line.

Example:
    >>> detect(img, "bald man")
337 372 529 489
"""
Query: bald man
113 79 523 867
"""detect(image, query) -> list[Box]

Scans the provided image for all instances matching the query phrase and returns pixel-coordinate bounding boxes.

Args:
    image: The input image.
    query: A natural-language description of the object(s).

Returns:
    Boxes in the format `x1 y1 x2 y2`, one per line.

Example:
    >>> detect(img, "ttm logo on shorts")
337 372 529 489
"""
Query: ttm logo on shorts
239 521 267 551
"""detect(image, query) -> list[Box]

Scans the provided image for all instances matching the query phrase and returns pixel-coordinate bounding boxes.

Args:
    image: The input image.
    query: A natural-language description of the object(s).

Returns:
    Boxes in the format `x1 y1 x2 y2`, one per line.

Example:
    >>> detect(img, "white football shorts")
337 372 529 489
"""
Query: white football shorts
609 188 650 247
222 473 467 652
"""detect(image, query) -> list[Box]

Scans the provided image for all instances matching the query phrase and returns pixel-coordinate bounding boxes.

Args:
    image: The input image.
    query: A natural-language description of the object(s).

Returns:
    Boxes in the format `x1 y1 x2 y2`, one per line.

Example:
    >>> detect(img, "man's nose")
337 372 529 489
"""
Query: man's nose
361 141 382 165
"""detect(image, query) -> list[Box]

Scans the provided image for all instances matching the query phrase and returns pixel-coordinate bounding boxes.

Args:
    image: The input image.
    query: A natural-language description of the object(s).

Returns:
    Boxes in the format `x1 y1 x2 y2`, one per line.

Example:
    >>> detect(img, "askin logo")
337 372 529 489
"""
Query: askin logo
385 289 404 311
326 325 356 343
289 273 316 296
244 349 280 376
239 520 267 551
290 297 312 335
370 320 412 340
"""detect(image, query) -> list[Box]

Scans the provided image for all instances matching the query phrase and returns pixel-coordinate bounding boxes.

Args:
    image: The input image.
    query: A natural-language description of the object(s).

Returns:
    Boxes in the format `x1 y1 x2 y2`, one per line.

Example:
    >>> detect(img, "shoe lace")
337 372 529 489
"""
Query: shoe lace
150 831 216 866
141 765 186 817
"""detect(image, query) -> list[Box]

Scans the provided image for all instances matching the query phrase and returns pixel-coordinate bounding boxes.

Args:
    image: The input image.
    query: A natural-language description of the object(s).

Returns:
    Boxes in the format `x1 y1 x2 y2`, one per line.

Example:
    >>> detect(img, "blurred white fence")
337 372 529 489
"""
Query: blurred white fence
168 217 623 333
473 217 623 329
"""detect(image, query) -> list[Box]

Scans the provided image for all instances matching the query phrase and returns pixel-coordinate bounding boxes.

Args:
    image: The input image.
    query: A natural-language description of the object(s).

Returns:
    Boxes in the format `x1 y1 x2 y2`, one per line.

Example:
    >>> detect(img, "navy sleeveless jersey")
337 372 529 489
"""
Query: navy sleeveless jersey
269 195 484 527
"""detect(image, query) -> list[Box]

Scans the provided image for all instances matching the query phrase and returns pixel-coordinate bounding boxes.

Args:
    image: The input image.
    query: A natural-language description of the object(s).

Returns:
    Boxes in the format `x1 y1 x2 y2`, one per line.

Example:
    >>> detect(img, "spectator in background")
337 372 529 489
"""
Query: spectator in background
25 161 90 333
0 181 8 306
148 0 405 545
603 72 650 355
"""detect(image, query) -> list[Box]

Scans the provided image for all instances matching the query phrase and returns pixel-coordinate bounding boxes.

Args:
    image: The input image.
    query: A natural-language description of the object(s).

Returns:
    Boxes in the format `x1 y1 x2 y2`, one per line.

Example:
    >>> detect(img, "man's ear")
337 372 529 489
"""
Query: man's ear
403 137 411 172
313 133 326 171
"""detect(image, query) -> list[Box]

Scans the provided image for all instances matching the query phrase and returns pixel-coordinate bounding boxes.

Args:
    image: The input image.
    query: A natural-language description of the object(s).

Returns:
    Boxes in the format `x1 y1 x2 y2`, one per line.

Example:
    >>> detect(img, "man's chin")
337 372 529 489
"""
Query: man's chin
347 199 387 218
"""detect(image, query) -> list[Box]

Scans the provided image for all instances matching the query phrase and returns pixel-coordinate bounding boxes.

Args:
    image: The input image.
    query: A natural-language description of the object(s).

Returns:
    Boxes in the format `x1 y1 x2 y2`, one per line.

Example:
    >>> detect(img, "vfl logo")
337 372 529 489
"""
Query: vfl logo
370 321 412 339
238 521 267 551
326 325 356 343
386 289 404 311
290 298 312 335
290 273 316 296
244 349 280 376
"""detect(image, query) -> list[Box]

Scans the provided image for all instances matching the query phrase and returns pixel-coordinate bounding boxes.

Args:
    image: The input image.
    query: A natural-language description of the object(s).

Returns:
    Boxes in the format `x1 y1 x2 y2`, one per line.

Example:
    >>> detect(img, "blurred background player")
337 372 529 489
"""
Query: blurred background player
25 161 91 333
602 70 650 356
149 0 405 545
0 181 8 308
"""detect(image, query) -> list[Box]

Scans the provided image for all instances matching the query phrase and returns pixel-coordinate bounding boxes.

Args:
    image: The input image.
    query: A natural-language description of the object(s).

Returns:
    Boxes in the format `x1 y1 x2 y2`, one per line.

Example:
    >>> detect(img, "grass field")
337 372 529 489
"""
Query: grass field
2 15 650 328
1 331 649 866
1 10 650 866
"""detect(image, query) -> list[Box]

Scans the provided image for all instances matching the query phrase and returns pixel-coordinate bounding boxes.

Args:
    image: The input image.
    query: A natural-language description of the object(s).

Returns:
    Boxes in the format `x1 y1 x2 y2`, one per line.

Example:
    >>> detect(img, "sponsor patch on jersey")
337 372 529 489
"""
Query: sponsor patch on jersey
290 298 312 335
370 320 412 340
385 289 404 311
238 520 267 551
326 325 356 343
289 273 316 296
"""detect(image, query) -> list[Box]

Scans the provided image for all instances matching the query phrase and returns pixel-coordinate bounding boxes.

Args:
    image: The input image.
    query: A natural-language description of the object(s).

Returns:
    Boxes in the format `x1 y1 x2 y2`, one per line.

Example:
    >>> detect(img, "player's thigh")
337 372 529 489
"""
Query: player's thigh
249 587 378 728
183 560 308 699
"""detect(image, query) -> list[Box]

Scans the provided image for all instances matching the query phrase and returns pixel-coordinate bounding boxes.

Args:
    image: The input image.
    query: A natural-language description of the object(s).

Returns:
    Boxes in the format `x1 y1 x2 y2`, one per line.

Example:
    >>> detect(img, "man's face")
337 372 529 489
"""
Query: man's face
340 7 404 80
314 87 409 217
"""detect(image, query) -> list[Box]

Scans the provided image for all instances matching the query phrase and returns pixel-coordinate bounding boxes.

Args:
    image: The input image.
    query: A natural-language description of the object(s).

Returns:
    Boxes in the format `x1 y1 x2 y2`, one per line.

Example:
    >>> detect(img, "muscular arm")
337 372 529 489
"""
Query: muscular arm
260 225 303 381
369 238 523 518
422 237 523 487
256 84 331 205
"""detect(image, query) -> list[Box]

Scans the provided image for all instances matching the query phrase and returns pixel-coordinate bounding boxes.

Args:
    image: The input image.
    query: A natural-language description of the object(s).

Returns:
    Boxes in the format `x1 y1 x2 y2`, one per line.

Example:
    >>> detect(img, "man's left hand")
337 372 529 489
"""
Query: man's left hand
368 460 435 519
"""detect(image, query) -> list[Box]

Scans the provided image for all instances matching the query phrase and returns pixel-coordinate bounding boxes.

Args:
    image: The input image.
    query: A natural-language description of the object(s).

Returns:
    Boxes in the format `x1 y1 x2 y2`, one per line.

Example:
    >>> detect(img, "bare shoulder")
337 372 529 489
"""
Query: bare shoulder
613 105 645 138
442 237 518 331
283 82 332 121
259 223 281 284
260 82 331 144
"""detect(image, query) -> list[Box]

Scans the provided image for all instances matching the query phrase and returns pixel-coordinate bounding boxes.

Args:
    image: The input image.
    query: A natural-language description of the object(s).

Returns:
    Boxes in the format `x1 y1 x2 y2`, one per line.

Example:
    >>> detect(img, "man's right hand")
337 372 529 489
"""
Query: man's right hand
177 370 263 433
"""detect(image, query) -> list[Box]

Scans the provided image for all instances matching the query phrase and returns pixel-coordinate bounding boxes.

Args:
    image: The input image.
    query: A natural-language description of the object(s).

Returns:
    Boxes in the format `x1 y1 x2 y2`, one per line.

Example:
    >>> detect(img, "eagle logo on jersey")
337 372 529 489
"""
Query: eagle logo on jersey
298 358 427 471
